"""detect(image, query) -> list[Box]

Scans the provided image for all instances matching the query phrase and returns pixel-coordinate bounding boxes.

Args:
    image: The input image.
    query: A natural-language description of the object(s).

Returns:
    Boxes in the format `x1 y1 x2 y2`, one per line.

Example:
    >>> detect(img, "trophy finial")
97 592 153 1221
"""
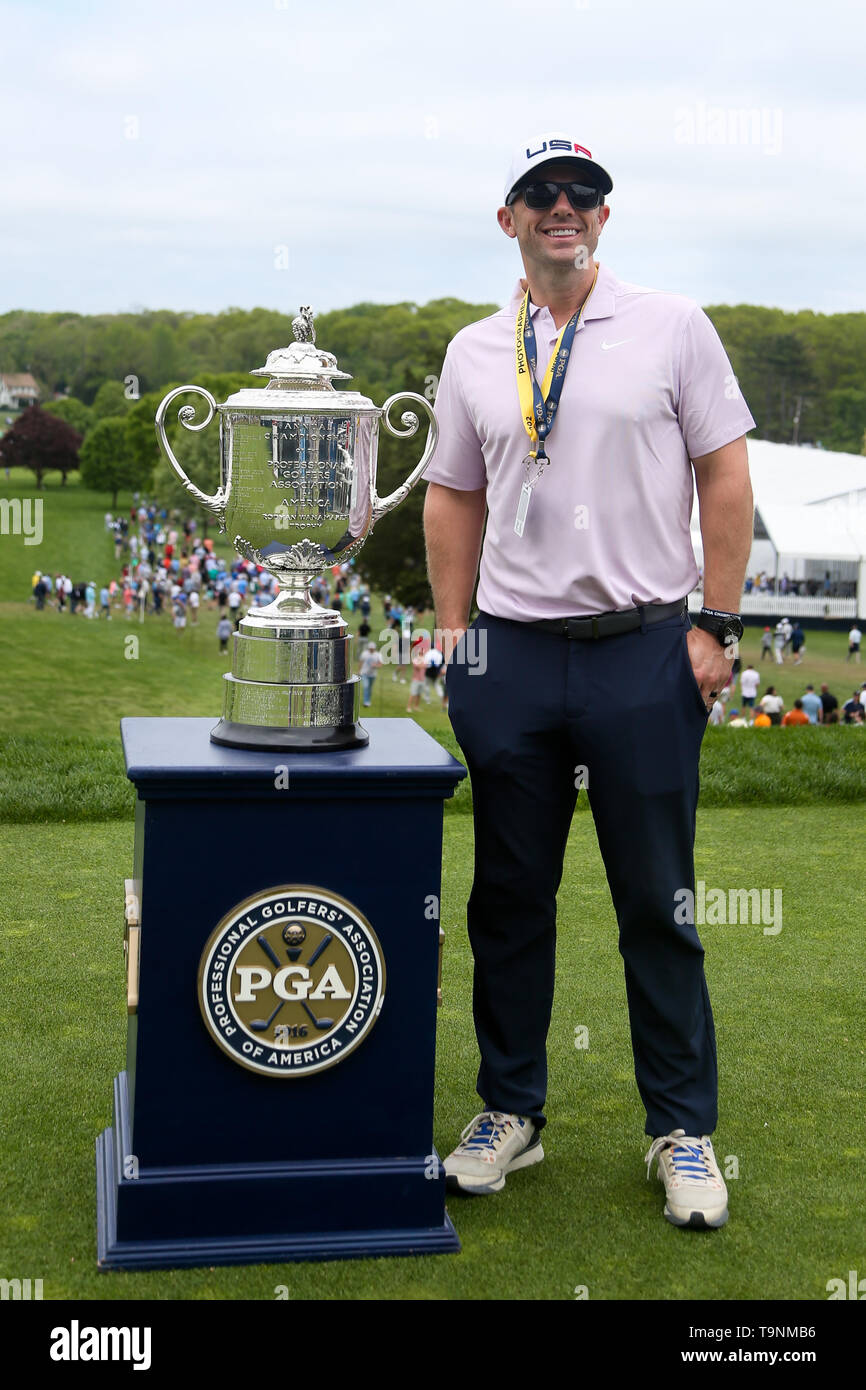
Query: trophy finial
292 306 315 344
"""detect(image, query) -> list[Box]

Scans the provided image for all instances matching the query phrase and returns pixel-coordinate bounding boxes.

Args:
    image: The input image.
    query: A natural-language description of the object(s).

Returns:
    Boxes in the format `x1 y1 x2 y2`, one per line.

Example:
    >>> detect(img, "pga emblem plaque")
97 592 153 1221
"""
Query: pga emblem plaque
198 886 386 1077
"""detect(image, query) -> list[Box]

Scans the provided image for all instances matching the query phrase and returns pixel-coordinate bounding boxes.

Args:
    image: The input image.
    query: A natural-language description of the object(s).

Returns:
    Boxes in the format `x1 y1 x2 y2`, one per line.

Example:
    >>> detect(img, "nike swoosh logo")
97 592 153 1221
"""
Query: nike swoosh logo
601 338 634 350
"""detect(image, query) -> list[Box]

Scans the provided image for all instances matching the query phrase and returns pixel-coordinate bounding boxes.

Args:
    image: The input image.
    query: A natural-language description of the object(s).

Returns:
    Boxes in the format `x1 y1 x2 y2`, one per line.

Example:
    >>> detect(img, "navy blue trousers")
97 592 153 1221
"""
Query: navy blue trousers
445 607 717 1138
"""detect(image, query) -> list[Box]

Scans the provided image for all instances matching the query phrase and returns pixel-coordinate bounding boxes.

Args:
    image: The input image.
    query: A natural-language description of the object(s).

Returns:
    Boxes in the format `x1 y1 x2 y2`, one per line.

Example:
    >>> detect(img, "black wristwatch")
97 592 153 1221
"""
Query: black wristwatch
695 608 744 647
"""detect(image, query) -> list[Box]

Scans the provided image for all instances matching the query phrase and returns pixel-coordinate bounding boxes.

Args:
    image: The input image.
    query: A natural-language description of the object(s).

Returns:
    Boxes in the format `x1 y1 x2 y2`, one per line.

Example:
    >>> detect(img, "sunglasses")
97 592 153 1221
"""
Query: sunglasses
508 180 603 211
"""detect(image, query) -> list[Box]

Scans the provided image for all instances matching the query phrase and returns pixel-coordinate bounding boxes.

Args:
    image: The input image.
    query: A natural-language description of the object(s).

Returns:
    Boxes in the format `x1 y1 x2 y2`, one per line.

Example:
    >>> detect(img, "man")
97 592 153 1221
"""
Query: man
820 682 839 724
358 640 383 708
782 699 810 726
739 661 760 712
760 626 773 661
407 638 428 714
800 684 822 724
423 131 754 1229
759 685 785 725
847 624 862 663
842 690 864 724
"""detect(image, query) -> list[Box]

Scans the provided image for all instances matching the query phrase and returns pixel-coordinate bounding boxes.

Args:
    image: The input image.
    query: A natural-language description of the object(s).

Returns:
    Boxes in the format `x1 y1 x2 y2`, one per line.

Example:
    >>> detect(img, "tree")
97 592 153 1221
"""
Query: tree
79 417 150 507
0 405 81 487
822 388 866 455
91 380 133 422
42 396 92 437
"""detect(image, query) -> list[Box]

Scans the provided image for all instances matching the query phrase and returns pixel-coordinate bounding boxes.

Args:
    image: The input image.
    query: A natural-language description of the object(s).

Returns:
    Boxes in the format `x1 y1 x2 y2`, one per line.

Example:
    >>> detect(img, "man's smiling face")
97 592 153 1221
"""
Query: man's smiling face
497 160 610 274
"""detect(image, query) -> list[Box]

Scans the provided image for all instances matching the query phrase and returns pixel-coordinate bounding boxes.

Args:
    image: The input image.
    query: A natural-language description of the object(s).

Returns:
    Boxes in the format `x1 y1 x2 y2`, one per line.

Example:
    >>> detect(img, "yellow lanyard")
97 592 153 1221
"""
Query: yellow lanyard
514 264 599 458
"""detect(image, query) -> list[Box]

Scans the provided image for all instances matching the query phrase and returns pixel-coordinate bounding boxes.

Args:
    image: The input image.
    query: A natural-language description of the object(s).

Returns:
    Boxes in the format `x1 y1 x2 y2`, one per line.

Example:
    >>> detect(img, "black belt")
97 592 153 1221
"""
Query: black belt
522 597 687 640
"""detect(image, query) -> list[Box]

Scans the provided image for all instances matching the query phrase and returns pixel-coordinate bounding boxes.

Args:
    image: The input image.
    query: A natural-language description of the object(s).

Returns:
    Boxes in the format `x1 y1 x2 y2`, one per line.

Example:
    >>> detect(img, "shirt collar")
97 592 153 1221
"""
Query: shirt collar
507 261 617 325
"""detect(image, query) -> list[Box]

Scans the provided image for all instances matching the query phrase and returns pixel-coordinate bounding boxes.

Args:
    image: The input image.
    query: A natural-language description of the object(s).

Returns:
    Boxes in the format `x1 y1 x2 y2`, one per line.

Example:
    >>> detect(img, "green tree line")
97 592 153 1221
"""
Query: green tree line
2 296 865 604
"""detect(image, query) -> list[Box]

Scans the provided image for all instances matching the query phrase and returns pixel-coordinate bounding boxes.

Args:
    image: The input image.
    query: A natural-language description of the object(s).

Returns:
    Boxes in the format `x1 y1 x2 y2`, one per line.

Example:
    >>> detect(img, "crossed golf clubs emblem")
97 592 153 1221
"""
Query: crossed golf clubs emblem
250 930 335 1035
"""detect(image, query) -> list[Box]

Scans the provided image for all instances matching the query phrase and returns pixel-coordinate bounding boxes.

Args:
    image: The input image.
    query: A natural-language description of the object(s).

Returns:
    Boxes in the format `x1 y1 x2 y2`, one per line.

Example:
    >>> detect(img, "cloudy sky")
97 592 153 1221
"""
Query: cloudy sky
2 0 864 318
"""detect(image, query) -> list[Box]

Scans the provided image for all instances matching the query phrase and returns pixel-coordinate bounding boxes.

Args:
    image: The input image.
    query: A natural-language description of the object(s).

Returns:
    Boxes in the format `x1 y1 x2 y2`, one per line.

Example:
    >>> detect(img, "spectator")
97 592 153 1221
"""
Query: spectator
358 642 383 708
782 699 810 726
846 624 862 663
842 690 864 724
426 646 445 705
820 683 839 724
753 710 772 728
33 574 48 610
739 662 759 711
100 584 111 620
216 616 232 653
759 686 784 725
84 580 96 619
799 684 822 724
407 638 428 714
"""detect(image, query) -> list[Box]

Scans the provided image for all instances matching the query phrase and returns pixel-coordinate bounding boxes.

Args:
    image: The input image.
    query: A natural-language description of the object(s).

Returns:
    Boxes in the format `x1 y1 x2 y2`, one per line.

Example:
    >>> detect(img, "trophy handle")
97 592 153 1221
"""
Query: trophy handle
154 385 225 519
370 392 439 525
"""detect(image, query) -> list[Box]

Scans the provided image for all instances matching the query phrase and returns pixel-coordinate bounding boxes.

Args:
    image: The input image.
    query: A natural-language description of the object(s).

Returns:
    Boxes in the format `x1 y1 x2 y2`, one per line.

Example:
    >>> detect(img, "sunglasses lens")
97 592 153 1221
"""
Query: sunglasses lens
567 183 602 209
522 182 560 209
522 181 601 210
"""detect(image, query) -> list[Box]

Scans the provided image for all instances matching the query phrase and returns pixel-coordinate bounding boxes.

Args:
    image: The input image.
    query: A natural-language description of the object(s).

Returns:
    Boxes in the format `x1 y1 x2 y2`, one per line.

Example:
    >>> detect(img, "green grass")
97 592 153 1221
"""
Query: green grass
1 807 863 1300
1 462 864 821
2 463 865 1301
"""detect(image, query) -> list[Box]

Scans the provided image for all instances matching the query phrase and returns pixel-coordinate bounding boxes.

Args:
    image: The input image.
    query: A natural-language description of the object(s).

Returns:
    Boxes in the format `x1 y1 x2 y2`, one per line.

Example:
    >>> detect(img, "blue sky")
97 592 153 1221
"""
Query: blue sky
2 0 864 317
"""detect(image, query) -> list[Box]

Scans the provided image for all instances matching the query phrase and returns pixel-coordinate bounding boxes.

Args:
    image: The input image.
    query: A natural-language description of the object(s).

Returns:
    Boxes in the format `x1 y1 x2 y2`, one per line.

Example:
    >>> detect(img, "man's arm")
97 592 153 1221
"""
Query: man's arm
686 436 754 701
423 481 487 661
692 435 753 612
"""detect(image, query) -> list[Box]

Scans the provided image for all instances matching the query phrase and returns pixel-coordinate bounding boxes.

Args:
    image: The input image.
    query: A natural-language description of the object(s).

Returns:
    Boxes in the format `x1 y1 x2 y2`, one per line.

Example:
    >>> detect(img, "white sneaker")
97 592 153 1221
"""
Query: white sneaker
645 1129 729 1228
444 1111 543 1194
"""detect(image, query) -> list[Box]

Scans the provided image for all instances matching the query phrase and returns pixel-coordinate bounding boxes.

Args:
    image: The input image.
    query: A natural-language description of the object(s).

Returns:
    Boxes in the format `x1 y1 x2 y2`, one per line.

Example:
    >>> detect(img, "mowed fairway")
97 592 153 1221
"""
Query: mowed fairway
1 467 865 1300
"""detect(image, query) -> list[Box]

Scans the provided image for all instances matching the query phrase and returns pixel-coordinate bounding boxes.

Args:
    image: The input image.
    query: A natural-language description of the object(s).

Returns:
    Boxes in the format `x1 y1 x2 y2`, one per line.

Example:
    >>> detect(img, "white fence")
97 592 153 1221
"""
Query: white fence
687 592 858 619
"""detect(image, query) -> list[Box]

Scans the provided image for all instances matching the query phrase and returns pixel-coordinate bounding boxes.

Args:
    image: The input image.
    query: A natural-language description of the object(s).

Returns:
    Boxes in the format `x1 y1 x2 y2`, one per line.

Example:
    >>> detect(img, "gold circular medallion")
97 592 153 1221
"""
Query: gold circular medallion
198 885 385 1076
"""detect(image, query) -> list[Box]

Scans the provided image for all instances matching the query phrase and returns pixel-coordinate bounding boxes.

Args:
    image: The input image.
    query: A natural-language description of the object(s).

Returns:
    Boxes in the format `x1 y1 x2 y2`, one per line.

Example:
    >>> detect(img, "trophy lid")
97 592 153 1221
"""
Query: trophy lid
248 305 351 390
220 304 379 414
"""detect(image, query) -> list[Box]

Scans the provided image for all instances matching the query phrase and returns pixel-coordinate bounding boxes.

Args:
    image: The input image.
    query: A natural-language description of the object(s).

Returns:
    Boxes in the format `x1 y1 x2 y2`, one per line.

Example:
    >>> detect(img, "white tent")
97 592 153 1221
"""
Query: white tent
689 440 866 615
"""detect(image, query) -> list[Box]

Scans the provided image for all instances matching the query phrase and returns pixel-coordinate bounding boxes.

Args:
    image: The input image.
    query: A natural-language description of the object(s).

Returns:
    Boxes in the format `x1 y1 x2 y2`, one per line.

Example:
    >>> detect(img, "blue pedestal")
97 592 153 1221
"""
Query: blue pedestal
96 717 466 1270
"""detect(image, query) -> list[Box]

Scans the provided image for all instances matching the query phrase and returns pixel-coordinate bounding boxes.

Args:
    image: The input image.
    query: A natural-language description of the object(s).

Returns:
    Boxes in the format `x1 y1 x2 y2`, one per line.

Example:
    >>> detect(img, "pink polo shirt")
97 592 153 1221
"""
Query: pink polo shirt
425 261 755 621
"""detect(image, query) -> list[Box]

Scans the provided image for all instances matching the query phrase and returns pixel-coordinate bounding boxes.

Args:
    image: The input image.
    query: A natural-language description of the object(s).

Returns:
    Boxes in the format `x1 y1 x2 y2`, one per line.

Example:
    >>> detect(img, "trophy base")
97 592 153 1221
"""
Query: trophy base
210 719 369 752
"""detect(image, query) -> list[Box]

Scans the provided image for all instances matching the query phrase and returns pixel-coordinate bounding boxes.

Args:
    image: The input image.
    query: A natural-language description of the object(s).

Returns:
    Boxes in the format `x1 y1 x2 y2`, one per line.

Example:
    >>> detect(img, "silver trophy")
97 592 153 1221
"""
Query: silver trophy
154 306 438 750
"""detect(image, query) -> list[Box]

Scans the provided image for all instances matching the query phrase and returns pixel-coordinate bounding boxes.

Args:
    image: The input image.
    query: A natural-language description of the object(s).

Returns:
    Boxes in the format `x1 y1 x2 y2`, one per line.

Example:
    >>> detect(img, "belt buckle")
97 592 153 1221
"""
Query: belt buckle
565 616 597 640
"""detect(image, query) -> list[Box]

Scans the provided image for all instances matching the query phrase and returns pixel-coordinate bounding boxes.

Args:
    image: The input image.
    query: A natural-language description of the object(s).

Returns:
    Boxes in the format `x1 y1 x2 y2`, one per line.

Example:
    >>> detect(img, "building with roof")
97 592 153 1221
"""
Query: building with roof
0 373 40 410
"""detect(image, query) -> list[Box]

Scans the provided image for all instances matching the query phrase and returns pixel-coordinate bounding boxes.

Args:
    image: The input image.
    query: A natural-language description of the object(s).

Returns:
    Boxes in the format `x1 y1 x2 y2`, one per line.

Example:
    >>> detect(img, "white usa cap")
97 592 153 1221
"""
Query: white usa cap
504 132 613 204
